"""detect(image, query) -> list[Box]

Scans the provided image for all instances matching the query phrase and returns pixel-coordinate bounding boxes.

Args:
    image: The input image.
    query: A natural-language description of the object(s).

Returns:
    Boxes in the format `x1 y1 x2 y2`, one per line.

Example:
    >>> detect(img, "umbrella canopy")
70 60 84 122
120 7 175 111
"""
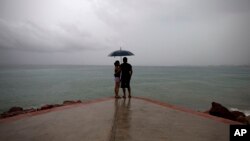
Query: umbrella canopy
108 49 134 57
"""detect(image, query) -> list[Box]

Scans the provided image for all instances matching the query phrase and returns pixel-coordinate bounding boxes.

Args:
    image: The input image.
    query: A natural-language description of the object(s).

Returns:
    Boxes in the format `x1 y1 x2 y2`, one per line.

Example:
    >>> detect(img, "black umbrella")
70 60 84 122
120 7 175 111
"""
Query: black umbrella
108 48 134 62
108 48 134 57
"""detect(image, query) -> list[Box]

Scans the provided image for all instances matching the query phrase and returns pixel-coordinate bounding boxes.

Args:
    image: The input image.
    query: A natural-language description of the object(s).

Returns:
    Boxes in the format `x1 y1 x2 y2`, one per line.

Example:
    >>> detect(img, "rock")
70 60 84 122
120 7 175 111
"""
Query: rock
236 116 248 124
0 106 25 118
1 111 24 118
1 100 82 119
39 104 63 110
40 104 54 110
209 102 235 120
53 104 63 107
208 102 249 124
23 108 37 113
8 106 23 113
231 111 246 119
63 100 81 105
63 101 72 105
76 100 81 103
246 116 250 124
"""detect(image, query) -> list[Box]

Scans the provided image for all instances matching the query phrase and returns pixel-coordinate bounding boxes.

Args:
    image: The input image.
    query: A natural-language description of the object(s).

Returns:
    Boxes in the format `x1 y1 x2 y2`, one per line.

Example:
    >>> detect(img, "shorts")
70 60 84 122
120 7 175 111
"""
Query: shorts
121 78 130 88
114 77 120 83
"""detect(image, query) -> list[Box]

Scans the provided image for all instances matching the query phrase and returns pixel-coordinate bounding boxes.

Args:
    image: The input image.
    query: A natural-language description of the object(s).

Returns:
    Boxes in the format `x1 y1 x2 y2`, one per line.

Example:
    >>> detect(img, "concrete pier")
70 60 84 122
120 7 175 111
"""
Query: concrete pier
0 97 240 141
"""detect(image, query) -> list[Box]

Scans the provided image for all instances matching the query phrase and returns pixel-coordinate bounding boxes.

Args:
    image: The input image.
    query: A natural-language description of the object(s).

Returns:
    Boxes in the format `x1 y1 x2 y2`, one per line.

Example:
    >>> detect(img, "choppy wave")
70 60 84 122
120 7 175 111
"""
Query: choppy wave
229 108 250 116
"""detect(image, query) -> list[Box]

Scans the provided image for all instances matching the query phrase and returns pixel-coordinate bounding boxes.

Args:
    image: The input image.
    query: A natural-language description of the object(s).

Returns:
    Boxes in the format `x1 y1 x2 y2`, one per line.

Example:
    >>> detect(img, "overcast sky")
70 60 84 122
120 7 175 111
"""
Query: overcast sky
0 0 250 66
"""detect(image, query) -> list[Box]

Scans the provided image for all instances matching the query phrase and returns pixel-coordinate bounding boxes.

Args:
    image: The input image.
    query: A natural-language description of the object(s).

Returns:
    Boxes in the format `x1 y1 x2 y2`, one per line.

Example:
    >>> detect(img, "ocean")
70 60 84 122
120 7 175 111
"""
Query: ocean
0 65 250 115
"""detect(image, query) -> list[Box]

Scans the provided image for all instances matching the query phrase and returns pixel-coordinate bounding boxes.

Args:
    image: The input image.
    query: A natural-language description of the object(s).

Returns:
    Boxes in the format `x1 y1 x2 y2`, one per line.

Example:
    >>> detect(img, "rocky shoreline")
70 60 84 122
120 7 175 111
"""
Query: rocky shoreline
0 100 82 119
1 100 250 124
206 102 250 124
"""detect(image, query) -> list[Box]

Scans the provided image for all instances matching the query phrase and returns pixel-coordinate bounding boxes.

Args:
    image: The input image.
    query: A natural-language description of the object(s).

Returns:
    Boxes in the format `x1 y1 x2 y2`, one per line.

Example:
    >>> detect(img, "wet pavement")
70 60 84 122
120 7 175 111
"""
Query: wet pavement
0 97 240 141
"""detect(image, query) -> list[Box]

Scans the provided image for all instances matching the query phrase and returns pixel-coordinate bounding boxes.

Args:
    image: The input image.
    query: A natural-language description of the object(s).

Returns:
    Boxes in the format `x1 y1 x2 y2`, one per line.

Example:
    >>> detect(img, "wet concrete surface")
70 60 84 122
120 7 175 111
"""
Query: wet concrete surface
0 97 238 141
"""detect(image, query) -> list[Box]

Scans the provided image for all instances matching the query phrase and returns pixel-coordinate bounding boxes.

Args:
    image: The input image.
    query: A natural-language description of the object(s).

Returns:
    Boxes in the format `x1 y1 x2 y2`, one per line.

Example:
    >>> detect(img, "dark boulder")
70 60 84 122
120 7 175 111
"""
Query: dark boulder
40 104 54 110
8 106 23 113
1 99 82 119
23 108 37 113
1 107 24 118
236 116 248 124
231 111 246 118
53 104 63 107
246 116 250 124
209 102 235 120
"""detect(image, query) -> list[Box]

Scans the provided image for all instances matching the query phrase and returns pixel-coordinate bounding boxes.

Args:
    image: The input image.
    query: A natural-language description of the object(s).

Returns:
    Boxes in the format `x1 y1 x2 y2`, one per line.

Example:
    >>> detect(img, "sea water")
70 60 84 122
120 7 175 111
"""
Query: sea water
0 65 250 115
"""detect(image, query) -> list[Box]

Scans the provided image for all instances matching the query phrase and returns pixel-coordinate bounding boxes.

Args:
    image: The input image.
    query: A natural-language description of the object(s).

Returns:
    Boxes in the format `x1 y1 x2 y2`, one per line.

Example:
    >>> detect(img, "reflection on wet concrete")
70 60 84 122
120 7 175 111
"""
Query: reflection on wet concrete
110 99 131 141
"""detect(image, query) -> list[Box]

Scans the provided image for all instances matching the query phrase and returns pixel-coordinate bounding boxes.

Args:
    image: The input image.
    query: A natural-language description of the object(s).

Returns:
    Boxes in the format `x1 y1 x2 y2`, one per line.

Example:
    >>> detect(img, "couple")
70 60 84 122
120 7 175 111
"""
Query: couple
114 57 133 99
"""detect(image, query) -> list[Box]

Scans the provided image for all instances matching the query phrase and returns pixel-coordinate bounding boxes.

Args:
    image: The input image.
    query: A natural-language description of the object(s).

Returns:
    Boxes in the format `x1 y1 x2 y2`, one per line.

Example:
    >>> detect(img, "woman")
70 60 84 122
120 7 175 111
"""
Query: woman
114 60 121 98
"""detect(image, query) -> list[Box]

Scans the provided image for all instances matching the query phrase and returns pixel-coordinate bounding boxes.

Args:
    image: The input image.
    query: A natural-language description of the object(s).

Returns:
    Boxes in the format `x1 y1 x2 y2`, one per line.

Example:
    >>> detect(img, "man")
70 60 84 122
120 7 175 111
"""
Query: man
120 57 133 98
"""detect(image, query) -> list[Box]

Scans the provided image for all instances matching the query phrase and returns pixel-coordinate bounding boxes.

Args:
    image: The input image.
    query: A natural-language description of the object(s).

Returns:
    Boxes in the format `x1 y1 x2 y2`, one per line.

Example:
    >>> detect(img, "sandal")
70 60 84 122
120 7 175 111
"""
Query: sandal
122 96 126 99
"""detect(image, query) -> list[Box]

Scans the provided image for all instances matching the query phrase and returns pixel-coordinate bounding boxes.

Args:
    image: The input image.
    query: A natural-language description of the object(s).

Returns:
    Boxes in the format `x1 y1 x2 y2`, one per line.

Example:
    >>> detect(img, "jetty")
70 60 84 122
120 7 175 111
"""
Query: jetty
0 97 240 141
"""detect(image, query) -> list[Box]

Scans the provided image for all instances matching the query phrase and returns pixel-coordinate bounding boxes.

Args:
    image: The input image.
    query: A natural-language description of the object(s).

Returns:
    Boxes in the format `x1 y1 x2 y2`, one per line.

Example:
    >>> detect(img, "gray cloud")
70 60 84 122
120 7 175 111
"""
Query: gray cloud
0 19 110 52
0 0 249 65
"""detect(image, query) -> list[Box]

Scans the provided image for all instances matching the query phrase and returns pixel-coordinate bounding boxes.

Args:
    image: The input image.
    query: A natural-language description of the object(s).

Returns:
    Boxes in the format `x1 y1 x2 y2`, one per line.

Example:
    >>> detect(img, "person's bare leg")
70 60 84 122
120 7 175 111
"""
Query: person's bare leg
122 88 126 98
115 82 121 98
128 87 131 98
114 83 117 96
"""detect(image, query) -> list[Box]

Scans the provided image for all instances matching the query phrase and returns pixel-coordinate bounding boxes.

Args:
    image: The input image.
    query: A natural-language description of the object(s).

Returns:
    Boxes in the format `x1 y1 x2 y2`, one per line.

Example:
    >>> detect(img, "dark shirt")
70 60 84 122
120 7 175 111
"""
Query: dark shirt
120 63 132 79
